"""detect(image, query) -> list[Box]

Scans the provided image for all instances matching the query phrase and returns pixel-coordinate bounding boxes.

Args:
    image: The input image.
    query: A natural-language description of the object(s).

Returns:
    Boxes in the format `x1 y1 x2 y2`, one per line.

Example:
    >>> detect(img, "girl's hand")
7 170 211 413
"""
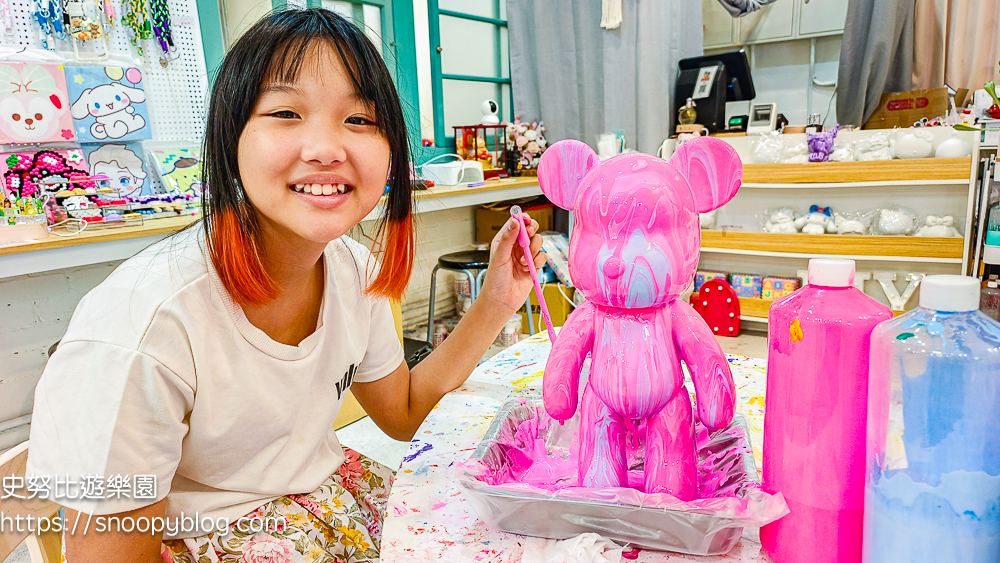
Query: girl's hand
481 215 547 313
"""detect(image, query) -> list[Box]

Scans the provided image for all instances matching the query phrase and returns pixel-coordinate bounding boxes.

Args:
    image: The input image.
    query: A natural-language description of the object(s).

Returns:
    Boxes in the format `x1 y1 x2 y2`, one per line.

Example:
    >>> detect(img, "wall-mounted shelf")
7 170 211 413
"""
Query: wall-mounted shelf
694 292 775 319
700 231 965 263
741 158 972 184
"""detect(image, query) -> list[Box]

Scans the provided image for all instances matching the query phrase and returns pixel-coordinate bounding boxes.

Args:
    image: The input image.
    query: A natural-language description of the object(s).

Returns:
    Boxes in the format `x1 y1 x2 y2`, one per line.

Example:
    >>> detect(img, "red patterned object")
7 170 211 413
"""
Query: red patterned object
692 279 741 337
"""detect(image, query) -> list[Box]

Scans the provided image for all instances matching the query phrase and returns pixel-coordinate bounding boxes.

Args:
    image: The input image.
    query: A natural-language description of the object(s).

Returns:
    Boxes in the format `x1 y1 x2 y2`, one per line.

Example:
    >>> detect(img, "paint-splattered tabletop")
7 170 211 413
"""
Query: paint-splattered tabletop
380 332 770 562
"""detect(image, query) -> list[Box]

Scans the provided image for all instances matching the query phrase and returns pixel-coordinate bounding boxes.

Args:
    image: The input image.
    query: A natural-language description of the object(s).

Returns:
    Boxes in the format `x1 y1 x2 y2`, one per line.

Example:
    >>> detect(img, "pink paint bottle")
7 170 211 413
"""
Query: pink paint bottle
760 259 892 563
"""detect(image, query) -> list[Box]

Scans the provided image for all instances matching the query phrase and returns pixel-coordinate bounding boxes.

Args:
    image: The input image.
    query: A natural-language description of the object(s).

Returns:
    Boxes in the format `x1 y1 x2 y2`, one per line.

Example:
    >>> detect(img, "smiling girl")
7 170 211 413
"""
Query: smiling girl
26 9 544 562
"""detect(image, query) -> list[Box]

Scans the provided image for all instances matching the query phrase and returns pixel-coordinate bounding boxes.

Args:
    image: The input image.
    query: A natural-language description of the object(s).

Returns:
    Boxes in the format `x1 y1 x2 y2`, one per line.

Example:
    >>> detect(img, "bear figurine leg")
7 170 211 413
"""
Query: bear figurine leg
644 390 698 500
578 383 627 488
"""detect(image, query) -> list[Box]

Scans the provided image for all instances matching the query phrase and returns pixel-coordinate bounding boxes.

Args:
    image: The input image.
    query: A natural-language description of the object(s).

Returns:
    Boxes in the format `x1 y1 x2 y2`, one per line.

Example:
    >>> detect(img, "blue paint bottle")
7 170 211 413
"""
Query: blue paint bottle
863 275 1000 562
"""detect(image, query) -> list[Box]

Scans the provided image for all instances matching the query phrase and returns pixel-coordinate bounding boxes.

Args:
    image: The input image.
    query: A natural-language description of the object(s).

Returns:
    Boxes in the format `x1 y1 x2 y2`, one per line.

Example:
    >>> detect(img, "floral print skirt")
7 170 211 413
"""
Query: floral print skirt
161 449 393 563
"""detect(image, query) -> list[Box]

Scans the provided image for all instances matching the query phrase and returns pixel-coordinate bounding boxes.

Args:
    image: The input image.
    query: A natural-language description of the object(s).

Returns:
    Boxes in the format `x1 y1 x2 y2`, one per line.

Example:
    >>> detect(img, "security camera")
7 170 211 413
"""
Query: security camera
481 99 500 125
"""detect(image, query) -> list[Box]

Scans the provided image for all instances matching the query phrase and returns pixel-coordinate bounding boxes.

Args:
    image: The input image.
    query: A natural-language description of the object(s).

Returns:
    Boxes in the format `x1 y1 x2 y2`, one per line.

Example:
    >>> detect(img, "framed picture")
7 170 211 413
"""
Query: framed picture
1 149 91 200
66 65 152 143
0 62 75 144
82 143 151 198
149 147 202 195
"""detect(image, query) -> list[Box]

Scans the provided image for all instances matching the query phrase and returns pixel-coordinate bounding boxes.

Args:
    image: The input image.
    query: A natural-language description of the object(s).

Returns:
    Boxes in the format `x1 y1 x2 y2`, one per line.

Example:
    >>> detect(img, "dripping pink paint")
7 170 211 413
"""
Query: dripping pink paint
537 137 743 500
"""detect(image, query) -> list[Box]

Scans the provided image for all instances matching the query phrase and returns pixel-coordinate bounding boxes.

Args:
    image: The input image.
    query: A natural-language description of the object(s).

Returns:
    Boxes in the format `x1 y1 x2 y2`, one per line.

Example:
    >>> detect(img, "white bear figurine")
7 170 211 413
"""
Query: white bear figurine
915 215 962 237
834 212 866 235
794 205 837 234
873 207 916 235
763 208 798 233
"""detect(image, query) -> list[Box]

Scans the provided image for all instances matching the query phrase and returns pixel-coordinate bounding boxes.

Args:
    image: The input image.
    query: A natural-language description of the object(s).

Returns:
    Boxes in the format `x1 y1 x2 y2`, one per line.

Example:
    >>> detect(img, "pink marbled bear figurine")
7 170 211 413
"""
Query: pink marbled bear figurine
538 137 742 501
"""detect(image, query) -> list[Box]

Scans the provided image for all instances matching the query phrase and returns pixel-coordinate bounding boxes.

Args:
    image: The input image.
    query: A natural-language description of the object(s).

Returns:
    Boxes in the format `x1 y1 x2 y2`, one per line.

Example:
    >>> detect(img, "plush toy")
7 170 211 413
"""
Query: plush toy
538 137 741 500
915 215 962 237
872 206 917 235
692 279 741 337
794 205 837 234
833 212 866 235
763 208 799 234
700 210 717 229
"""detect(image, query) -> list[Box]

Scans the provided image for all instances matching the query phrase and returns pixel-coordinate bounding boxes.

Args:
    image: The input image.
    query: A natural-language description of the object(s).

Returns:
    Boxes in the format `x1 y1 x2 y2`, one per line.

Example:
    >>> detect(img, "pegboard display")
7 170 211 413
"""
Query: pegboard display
0 0 208 144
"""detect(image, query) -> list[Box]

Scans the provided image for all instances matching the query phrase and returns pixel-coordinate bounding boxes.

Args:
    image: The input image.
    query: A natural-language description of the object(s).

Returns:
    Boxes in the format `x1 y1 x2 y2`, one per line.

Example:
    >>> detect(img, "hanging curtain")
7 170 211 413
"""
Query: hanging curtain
836 0 915 127
714 0 779 18
912 0 1000 92
506 0 702 155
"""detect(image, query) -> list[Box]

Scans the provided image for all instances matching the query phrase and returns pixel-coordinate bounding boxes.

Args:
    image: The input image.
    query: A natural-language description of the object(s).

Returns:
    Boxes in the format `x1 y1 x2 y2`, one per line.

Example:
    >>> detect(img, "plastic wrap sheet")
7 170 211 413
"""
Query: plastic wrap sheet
456 399 789 555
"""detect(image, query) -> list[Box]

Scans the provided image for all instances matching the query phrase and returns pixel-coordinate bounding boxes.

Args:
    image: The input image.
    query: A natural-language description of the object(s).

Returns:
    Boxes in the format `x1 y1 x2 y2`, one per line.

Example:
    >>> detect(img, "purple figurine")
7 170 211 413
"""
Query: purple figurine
807 124 839 162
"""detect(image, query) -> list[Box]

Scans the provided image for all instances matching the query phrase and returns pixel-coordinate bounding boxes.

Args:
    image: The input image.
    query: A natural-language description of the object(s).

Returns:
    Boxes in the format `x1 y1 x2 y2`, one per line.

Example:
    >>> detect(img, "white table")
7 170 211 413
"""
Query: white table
380 332 771 562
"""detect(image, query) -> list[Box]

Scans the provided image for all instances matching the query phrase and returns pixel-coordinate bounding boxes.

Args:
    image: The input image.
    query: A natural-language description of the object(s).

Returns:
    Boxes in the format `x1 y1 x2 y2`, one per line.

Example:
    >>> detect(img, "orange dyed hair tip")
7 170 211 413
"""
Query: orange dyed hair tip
208 209 278 305
367 216 414 300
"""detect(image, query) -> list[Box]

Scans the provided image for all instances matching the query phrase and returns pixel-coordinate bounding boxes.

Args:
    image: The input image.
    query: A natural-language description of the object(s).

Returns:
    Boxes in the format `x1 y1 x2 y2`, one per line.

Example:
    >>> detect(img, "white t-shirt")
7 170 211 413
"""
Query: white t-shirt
25 225 403 539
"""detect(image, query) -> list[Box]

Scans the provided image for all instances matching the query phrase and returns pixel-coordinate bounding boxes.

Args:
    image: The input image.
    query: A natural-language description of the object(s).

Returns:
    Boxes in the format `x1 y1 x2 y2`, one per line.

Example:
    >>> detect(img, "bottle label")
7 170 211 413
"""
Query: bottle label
789 319 804 344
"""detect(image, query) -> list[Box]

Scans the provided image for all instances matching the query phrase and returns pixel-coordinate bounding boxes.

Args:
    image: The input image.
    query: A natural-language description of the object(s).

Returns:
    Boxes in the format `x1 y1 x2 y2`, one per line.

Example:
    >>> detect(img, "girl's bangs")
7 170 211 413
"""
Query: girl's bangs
261 34 379 119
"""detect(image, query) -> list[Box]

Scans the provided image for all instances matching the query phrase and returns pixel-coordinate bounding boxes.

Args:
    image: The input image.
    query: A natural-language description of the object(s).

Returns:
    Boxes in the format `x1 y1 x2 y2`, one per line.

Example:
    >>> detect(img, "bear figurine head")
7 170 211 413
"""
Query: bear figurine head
538 137 741 309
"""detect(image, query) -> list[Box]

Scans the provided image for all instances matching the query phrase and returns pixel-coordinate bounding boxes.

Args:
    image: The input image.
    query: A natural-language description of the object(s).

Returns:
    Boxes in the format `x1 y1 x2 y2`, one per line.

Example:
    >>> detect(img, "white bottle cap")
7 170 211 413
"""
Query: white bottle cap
807 258 855 287
919 275 980 312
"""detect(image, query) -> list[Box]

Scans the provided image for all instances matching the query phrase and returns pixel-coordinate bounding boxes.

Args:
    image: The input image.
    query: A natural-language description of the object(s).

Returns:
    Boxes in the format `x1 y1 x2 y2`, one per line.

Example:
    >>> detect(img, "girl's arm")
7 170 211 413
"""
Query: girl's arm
352 216 545 441
63 499 167 563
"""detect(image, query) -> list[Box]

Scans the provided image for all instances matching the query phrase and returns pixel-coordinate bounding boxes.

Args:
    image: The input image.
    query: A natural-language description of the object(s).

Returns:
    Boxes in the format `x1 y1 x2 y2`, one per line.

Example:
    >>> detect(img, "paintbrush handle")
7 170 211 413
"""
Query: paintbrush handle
510 206 558 342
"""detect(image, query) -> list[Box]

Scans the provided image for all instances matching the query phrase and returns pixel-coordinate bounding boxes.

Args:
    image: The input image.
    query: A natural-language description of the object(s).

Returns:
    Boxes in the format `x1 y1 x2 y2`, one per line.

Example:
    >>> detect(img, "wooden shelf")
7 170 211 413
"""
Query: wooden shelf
700 231 965 260
741 157 971 184
412 176 540 200
693 292 775 319
0 214 201 257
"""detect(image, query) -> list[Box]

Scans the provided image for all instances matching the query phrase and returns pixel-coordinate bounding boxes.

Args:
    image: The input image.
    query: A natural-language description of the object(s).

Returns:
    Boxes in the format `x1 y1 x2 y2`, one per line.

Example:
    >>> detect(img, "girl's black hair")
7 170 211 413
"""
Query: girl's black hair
202 8 413 304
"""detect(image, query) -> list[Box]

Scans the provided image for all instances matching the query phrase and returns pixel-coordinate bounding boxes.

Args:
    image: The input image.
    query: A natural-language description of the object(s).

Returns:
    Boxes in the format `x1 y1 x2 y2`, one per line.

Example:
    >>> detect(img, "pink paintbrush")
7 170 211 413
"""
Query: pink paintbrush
510 206 557 343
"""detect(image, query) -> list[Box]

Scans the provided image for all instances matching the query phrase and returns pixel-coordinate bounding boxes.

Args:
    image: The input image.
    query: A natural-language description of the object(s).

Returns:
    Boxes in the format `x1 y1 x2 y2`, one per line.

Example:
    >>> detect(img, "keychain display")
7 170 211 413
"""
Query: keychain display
1 0 13 34
33 0 65 50
149 0 177 63
121 0 152 56
100 0 114 34
66 0 110 61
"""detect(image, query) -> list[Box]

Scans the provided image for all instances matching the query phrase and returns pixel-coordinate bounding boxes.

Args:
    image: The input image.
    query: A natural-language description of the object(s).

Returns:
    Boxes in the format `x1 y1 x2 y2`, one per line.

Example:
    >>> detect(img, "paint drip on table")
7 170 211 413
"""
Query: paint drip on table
455 399 789 555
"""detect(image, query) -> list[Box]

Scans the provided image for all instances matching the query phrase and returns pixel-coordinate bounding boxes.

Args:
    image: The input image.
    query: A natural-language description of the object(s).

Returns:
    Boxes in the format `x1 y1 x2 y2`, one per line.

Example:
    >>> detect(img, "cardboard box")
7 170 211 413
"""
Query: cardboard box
518 283 575 334
863 87 967 129
476 201 554 244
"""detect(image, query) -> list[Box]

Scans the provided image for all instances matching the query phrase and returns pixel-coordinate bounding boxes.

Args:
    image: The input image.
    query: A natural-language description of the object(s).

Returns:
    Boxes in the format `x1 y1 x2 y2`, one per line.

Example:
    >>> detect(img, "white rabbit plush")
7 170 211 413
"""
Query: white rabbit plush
763 207 799 233
915 215 962 237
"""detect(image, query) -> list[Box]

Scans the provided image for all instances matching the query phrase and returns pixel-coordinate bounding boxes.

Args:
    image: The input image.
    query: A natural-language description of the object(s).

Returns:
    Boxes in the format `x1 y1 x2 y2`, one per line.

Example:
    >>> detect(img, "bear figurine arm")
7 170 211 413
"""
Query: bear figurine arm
670 299 736 431
542 300 596 422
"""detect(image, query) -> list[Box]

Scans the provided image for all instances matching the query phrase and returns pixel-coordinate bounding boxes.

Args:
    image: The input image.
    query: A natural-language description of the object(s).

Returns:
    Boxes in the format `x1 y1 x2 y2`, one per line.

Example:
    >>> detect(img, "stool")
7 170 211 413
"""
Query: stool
426 250 535 346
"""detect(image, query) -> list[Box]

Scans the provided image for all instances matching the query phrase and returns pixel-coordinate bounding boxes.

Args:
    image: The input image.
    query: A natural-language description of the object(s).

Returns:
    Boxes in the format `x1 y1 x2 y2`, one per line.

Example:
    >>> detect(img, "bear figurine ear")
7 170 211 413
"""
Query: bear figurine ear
537 139 599 210
667 136 742 213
